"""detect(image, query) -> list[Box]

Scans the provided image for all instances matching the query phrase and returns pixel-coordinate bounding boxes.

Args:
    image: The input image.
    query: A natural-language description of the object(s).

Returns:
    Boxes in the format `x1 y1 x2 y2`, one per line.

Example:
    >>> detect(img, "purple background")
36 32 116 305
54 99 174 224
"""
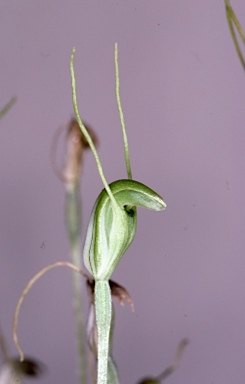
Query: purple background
1 1 245 383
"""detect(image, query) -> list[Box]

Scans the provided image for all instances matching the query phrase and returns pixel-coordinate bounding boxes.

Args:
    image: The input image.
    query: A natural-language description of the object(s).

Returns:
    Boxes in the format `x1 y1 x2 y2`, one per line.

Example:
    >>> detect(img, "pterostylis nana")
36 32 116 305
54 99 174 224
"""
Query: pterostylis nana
70 43 166 384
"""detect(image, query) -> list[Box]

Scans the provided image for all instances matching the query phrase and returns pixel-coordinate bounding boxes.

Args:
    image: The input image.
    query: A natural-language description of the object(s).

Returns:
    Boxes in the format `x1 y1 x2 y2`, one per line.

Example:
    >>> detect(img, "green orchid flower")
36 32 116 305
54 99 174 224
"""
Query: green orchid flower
70 43 166 384
83 179 165 281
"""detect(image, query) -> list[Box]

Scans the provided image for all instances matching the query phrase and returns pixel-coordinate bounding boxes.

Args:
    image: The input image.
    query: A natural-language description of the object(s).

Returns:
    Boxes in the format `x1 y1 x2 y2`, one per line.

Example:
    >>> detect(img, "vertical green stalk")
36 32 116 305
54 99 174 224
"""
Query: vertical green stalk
94 281 112 384
65 184 87 384
114 43 132 180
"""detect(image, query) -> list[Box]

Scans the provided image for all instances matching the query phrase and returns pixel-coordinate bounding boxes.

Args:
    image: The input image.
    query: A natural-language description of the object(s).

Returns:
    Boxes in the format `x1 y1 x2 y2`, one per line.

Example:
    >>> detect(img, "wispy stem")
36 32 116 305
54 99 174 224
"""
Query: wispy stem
225 0 245 71
0 97 16 119
13 262 85 362
115 43 132 180
70 49 118 210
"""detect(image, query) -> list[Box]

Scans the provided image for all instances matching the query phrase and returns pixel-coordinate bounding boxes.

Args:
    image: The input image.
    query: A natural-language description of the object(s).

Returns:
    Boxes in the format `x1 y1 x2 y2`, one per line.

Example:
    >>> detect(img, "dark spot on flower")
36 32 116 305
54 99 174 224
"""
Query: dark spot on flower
123 205 135 217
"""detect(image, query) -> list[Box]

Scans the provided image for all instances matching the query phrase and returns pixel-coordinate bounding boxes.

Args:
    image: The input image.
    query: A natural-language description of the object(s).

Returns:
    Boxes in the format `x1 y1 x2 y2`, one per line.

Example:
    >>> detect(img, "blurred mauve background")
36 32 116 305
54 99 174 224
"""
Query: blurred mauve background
1 1 245 383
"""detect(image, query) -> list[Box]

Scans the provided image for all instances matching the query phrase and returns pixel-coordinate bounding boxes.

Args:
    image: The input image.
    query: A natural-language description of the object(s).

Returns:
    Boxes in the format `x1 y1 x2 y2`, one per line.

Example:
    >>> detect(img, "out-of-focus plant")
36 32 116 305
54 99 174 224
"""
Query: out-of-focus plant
0 357 42 384
0 97 16 120
0 95 45 383
0 305 42 383
137 339 189 384
225 0 245 70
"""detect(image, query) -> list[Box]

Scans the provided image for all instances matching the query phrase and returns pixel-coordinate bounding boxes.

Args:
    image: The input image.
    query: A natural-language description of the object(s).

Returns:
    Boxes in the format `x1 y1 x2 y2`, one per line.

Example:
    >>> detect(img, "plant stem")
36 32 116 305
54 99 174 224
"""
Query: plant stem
65 185 87 384
107 306 120 384
114 43 132 180
95 280 112 384
70 48 118 211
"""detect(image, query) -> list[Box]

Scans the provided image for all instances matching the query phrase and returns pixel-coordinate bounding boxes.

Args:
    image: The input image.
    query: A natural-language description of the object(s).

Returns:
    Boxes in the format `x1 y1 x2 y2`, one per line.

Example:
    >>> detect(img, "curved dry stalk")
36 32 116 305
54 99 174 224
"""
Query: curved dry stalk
137 339 189 384
157 338 189 382
13 261 87 362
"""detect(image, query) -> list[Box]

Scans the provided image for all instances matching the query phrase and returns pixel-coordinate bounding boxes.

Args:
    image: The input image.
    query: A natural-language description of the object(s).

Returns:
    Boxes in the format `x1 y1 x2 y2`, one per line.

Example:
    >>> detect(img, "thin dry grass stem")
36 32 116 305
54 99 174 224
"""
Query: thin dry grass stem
13 261 87 362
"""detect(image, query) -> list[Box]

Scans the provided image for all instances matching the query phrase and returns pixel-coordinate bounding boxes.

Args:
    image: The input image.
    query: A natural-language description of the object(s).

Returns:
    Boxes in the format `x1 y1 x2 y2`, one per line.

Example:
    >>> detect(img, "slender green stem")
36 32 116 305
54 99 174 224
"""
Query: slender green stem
70 49 118 210
225 0 245 70
65 184 87 384
65 184 81 245
114 43 132 180
95 280 112 384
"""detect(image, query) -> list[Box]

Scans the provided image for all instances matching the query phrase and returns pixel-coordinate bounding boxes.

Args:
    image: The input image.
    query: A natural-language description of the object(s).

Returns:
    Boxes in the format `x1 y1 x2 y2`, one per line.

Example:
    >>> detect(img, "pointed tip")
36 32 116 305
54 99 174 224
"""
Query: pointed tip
71 47 76 58
154 195 167 211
